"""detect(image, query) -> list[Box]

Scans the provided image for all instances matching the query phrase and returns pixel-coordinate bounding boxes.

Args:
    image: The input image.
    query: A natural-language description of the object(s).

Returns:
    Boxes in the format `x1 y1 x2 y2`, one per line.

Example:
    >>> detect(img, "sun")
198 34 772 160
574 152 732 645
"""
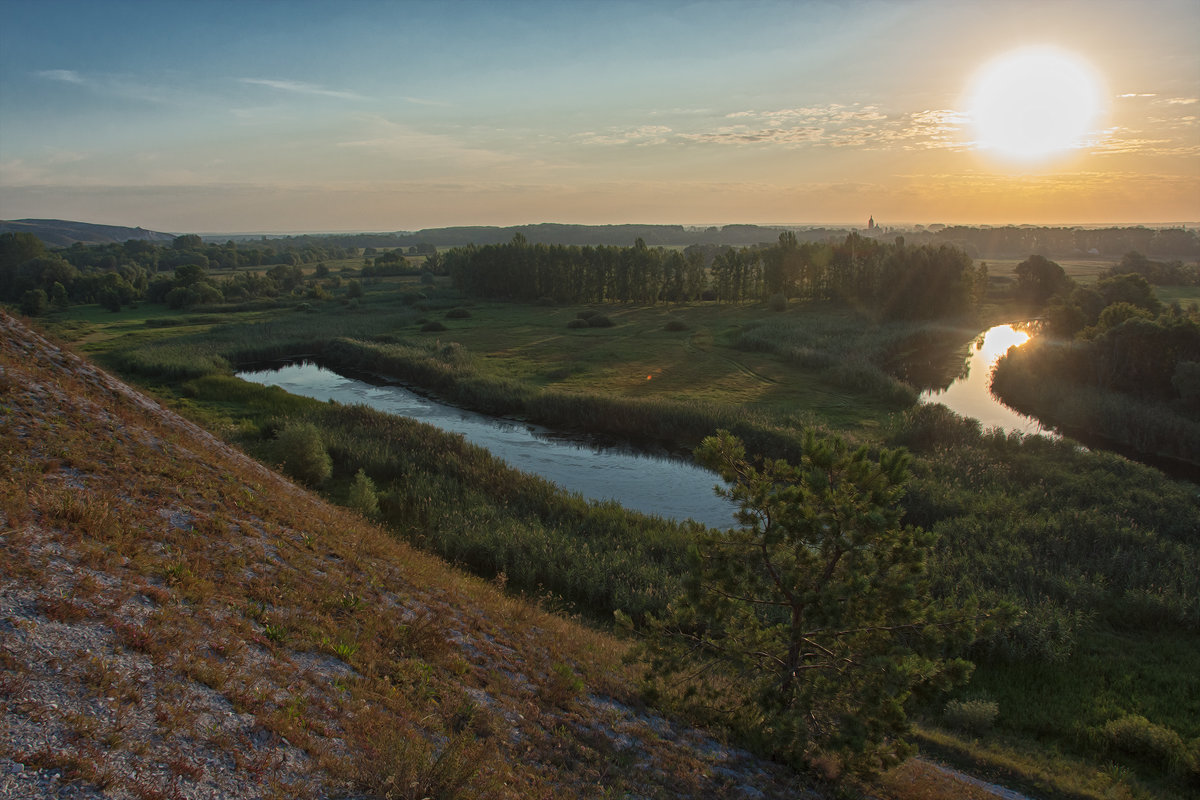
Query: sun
967 46 1104 161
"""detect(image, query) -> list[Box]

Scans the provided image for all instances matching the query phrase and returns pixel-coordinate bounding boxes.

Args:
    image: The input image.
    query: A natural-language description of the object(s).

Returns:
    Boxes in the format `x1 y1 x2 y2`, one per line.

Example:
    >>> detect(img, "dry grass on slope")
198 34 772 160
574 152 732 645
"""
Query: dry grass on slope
0 311 815 800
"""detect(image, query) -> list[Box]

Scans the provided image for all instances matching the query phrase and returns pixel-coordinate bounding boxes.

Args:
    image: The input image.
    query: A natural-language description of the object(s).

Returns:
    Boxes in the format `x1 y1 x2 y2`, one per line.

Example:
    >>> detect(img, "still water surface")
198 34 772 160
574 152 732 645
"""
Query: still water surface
237 361 738 528
919 323 1054 437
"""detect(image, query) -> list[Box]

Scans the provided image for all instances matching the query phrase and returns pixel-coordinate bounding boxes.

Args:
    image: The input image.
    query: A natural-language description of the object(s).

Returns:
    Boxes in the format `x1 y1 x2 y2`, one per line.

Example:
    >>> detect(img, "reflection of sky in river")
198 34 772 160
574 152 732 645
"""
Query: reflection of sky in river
920 324 1054 437
238 362 737 528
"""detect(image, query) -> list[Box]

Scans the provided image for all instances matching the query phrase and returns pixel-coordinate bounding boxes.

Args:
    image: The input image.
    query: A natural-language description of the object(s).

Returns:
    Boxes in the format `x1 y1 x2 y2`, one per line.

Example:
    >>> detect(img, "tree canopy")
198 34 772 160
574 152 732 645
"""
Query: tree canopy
633 430 982 777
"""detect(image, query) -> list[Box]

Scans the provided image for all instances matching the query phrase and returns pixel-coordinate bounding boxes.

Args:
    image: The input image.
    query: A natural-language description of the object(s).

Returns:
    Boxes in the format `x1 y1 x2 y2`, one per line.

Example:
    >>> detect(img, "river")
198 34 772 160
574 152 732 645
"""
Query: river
919 323 1055 437
236 361 739 528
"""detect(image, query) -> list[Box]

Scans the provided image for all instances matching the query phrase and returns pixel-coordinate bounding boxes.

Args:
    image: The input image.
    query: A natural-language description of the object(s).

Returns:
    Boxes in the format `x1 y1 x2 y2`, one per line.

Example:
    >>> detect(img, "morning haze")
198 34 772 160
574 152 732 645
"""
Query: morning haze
2 1 1198 799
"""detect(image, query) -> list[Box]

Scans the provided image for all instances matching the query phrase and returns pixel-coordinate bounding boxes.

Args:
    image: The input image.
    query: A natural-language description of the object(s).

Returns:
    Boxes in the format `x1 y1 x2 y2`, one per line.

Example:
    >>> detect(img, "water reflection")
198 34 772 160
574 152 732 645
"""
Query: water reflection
920 323 1054 437
237 361 738 528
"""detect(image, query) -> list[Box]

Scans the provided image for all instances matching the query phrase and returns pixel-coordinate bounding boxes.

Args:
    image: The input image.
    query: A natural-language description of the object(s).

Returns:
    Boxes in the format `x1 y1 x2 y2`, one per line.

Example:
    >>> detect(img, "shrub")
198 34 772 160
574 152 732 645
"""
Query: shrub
352 726 495 800
401 291 427 305
943 699 999 736
1102 714 1188 770
768 293 787 312
576 309 598 320
566 319 589 329
420 321 448 332
664 319 689 332
586 314 615 328
445 308 472 319
347 468 379 517
274 422 332 486
20 289 48 316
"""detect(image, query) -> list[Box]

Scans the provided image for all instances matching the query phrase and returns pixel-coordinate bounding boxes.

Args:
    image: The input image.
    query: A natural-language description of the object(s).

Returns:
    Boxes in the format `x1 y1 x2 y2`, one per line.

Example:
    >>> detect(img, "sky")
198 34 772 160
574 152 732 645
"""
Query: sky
1 0 1197 234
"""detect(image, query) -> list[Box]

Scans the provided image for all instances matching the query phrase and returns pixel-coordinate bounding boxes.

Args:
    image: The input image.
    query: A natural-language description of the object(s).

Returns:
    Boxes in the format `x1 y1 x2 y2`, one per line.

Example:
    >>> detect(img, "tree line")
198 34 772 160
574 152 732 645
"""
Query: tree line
447 232 985 321
991 254 1200 464
0 232 364 314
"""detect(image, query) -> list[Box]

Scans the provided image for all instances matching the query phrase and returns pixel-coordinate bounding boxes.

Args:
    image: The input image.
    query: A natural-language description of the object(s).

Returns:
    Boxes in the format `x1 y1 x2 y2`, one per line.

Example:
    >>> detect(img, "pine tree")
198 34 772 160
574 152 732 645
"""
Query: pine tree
636 430 982 777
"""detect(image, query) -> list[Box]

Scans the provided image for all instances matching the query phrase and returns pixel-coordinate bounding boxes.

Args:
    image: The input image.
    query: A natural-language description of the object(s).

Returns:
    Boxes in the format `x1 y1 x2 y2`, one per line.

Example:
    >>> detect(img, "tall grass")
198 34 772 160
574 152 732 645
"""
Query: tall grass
184 375 692 621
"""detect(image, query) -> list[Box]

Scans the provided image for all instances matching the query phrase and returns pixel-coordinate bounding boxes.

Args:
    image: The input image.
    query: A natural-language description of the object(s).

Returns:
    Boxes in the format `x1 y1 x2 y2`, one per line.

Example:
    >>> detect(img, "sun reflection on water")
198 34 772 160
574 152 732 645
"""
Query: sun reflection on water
978 324 1031 362
922 322 1050 437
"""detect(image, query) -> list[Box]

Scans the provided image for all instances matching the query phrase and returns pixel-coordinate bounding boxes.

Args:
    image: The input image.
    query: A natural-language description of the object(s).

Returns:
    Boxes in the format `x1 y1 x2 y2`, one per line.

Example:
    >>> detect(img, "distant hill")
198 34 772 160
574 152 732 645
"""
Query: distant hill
0 218 176 247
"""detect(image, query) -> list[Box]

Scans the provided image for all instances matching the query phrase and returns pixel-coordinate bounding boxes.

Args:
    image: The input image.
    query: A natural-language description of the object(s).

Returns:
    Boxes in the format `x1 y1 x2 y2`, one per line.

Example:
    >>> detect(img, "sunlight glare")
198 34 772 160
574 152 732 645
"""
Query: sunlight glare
979 324 1031 361
968 47 1103 161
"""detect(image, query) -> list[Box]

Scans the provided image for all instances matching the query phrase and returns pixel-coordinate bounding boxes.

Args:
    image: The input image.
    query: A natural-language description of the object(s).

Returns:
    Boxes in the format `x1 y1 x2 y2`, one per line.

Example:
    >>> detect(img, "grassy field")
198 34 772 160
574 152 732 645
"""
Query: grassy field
34 272 1200 800
983 256 1119 285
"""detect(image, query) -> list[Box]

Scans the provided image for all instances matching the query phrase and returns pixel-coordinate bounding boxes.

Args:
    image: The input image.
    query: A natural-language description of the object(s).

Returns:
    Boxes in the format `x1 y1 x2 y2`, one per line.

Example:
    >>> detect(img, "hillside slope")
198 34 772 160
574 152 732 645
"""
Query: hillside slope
0 312 815 799
0 219 175 247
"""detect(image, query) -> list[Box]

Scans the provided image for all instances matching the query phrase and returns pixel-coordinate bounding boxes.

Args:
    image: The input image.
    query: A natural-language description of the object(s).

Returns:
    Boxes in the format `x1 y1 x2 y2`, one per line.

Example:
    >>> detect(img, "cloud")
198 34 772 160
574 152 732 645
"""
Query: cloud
399 96 452 107
32 69 174 104
239 78 367 101
1163 97 1198 105
1118 93 1156 98
585 104 971 152
576 125 673 146
35 69 84 84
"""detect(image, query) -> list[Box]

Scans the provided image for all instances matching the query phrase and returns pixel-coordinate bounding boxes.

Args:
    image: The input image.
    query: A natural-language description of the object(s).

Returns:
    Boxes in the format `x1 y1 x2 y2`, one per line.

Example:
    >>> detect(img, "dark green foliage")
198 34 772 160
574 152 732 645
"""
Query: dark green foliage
942 699 999 735
891 404 1200 642
663 319 689 332
1102 715 1191 773
446 233 979 320
1014 254 1071 306
992 309 1200 464
638 430 979 776
273 421 332 486
1095 272 1162 314
20 289 48 316
445 308 471 319
1111 250 1199 286
346 468 379 517
585 314 614 328
565 318 588 329
420 321 448 332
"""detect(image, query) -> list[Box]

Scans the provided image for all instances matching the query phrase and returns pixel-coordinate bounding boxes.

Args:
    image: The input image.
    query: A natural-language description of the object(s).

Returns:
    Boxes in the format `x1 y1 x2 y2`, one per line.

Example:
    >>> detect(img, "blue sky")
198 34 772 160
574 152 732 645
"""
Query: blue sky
1 0 1197 233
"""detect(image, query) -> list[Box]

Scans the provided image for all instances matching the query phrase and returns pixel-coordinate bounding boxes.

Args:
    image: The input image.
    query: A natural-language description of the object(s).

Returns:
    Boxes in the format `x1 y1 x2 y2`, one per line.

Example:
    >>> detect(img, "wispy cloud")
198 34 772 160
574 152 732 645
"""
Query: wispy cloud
400 96 451 107
32 68 173 104
1163 97 1198 105
582 104 971 152
239 78 367 101
35 69 84 84
577 125 673 146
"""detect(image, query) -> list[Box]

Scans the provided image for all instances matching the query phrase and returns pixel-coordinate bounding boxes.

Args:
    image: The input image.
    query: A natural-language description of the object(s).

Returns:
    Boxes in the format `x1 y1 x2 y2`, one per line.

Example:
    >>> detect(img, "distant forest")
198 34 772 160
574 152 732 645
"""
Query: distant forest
243 223 1200 260
2 222 1197 318
4 218 1198 260
446 232 986 320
